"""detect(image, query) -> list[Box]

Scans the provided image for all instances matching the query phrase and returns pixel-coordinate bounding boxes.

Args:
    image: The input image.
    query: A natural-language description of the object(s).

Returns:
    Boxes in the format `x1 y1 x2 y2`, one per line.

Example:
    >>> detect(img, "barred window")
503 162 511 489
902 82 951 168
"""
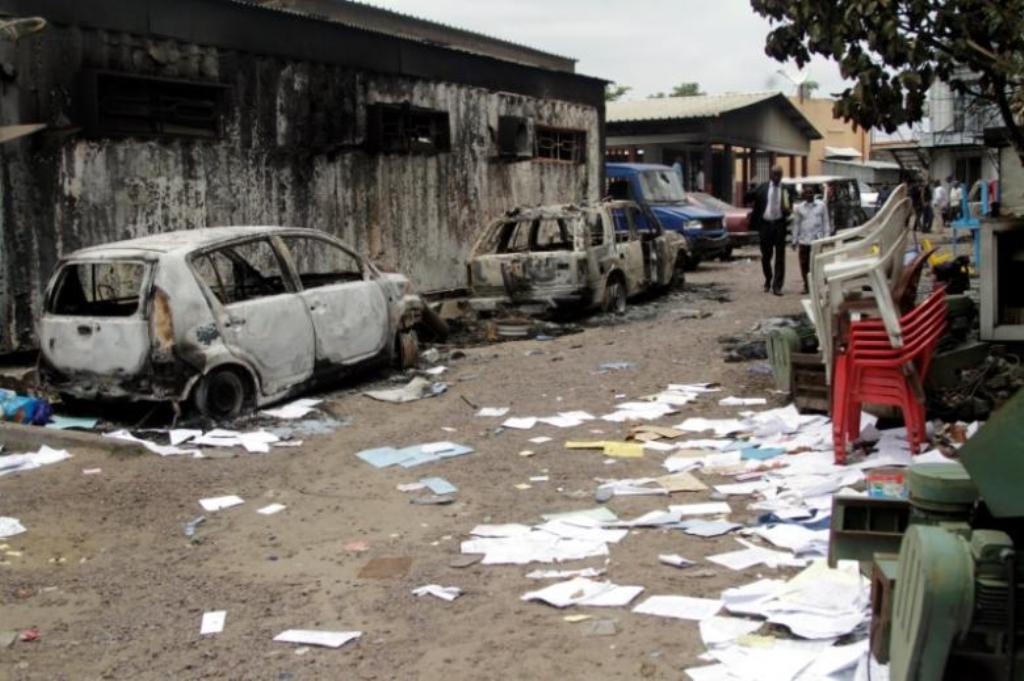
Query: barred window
535 126 585 163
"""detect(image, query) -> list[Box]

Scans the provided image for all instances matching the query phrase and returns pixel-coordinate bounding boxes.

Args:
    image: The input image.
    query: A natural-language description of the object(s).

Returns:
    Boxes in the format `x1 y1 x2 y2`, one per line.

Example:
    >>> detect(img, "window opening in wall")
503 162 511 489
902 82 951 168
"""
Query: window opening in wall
367 103 451 154
535 126 585 162
80 70 227 139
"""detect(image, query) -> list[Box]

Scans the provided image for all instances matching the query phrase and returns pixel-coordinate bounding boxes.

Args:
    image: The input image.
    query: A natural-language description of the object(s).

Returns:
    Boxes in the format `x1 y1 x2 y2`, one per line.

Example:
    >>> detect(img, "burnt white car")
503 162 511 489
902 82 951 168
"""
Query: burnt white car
467 201 687 315
38 227 423 418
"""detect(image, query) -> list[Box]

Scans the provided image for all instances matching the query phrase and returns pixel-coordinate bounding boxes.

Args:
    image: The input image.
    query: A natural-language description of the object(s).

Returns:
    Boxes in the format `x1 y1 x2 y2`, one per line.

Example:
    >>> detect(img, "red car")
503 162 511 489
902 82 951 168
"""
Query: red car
685 192 755 258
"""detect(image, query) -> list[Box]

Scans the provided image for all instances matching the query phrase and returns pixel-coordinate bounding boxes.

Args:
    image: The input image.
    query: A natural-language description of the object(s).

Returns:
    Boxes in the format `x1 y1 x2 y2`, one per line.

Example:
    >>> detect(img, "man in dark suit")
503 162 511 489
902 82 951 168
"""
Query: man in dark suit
749 166 792 295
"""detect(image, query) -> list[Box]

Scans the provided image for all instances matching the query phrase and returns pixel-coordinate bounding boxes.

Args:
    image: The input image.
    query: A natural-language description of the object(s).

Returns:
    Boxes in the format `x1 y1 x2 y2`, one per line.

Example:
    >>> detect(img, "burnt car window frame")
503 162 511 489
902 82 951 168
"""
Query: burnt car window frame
277 234 368 291
189 236 296 307
48 258 153 318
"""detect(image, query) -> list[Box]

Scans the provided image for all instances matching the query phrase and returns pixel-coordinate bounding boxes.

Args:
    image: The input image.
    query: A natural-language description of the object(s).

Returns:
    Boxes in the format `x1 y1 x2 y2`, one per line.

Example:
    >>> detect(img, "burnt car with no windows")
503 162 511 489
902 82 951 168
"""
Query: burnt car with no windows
466 201 688 316
37 227 424 418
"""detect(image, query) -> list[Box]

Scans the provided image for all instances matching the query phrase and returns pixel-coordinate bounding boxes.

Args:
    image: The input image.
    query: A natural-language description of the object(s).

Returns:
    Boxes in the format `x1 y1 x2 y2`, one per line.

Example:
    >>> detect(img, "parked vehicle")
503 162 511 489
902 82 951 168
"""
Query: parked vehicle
38 227 425 419
466 201 688 316
605 163 728 269
684 191 755 256
781 175 868 233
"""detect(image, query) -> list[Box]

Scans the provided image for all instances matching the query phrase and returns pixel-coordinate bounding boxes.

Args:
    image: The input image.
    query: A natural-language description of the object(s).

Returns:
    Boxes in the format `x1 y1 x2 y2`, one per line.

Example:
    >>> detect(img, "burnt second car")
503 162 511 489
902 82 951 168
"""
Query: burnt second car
37 227 424 419
467 201 688 316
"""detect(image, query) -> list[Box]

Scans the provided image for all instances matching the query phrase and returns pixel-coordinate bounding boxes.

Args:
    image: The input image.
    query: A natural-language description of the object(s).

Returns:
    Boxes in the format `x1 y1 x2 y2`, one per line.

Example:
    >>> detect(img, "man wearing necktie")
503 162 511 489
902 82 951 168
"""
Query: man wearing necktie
749 166 791 296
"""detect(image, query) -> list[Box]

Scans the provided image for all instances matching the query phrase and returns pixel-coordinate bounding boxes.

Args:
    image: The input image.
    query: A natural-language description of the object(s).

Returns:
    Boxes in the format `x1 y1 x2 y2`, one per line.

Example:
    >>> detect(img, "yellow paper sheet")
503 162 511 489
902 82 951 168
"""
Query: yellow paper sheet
602 442 645 458
656 471 708 493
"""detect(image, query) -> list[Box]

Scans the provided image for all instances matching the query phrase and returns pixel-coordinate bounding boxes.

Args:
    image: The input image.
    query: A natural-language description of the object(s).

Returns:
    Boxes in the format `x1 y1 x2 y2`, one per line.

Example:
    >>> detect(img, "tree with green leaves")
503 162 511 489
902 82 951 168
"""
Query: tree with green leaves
751 0 1024 161
649 82 704 99
605 83 632 102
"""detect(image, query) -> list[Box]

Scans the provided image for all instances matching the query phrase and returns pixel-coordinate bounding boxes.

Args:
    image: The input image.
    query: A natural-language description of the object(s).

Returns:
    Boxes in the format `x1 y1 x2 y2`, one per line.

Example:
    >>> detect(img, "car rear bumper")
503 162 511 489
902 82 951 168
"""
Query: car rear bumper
38 355 196 403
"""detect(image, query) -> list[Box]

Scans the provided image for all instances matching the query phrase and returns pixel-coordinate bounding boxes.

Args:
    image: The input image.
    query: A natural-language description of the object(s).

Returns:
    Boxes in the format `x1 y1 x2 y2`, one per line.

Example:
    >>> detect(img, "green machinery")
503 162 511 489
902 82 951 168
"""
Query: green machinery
830 389 1024 680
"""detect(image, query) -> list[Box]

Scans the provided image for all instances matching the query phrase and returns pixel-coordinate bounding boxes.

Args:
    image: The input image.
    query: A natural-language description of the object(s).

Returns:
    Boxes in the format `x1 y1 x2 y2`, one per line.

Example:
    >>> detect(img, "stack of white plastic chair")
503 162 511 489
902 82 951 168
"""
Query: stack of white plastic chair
804 185 913 383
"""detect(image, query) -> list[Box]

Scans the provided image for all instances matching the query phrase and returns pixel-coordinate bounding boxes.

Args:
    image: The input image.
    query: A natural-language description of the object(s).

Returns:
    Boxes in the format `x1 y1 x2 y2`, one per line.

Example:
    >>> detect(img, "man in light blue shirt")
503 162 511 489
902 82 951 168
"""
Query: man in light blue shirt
791 185 829 294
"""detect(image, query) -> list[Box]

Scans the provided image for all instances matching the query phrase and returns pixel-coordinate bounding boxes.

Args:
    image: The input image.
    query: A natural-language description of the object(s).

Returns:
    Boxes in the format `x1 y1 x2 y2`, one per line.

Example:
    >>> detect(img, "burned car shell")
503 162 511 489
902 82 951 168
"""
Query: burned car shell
37 227 423 409
466 201 687 314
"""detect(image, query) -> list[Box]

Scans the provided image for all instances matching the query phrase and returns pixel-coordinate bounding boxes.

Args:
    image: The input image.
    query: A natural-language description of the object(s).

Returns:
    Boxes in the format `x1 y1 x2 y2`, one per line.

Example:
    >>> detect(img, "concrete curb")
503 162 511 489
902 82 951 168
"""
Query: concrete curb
0 422 146 455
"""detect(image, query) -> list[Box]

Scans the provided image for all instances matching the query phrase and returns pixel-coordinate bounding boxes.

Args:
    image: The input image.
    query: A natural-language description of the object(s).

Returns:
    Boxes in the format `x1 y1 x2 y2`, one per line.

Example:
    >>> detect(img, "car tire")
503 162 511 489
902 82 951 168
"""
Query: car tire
193 368 249 420
396 329 419 369
684 255 701 272
603 276 627 315
719 247 733 261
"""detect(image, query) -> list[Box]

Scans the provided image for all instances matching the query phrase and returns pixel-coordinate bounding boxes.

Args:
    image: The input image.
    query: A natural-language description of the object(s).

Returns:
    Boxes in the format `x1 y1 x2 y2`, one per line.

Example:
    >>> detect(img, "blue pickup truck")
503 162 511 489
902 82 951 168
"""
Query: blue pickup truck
606 163 730 268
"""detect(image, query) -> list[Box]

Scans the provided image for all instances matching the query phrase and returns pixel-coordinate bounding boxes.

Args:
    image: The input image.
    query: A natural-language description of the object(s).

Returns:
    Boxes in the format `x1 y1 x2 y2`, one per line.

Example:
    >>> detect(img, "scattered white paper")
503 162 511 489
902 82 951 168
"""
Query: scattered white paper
699 615 763 647
502 417 538 430
0 445 73 476
477 407 510 417
199 495 244 511
170 429 202 446
0 516 27 538
257 503 287 515
633 595 723 621
522 577 643 608
273 629 362 648
412 584 462 601
670 502 732 516
200 610 226 635
528 436 553 444
261 398 322 419
525 567 606 580
719 396 768 407
659 554 695 568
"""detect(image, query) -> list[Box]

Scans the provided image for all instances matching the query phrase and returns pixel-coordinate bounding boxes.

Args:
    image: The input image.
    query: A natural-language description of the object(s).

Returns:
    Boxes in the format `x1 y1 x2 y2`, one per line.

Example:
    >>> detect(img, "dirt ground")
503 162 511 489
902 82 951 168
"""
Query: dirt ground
0 248 814 681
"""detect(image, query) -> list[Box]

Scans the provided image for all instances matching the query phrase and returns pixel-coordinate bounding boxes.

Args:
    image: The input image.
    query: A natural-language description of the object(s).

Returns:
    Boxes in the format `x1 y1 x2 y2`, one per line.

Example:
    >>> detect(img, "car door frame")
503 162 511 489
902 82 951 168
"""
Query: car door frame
605 201 646 295
272 232 392 367
188 235 318 396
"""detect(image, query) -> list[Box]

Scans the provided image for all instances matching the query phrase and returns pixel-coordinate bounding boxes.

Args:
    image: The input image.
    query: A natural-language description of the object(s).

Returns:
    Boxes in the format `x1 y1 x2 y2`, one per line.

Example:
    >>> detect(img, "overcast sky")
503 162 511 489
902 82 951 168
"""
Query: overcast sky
361 0 850 99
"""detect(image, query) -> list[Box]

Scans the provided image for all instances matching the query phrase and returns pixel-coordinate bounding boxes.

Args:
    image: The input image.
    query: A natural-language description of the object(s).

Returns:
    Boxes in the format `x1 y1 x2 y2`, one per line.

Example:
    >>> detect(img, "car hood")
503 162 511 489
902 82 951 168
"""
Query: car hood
650 203 723 223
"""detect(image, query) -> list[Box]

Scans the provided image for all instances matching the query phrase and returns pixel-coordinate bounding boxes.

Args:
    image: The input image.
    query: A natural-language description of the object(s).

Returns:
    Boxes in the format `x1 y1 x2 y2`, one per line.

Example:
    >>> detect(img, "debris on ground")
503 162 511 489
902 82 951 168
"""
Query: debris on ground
45 415 99 430
0 516 27 539
0 389 52 425
718 315 814 363
260 398 323 419
0 446 71 477
412 585 462 601
200 611 226 636
198 495 244 512
356 442 473 469
273 630 362 649
364 376 448 404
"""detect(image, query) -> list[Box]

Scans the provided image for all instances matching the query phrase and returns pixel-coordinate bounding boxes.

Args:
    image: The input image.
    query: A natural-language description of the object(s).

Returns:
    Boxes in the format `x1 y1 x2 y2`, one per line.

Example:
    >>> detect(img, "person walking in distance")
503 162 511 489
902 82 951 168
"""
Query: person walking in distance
932 179 948 230
750 166 791 295
791 185 829 295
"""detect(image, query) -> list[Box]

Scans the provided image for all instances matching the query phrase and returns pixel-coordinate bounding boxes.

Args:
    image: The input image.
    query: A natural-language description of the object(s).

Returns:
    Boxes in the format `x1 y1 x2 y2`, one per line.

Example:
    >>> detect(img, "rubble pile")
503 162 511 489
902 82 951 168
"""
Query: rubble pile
928 352 1023 421
718 315 816 363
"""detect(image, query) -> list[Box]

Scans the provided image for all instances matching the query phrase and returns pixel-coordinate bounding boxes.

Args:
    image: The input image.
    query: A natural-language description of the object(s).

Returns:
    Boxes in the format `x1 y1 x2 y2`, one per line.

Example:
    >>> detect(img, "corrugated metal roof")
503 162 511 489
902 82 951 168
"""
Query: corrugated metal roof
607 92 780 123
233 0 576 71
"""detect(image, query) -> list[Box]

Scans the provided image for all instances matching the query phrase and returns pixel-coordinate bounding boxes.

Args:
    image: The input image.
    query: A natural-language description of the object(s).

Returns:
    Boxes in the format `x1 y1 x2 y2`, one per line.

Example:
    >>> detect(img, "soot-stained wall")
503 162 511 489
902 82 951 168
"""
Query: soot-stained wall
0 20 602 352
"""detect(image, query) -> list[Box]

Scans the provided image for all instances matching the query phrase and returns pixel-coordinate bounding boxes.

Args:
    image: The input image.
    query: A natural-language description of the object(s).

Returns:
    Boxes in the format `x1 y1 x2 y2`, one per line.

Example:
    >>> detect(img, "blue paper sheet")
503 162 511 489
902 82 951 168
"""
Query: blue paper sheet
356 443 473 469
46 415 99 430
419 477 458 495
740 446 784 461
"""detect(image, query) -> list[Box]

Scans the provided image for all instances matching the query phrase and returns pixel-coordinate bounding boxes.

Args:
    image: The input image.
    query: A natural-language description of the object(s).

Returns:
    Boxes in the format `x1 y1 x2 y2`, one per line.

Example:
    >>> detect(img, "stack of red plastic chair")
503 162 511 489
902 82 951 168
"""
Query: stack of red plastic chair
832 286 948 464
